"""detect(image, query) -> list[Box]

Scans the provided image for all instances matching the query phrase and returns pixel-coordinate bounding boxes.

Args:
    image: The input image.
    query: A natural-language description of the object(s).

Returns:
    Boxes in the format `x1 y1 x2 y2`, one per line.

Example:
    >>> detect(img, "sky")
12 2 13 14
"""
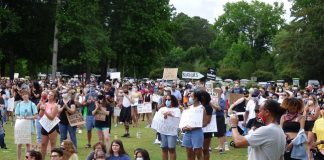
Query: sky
169 0 292 24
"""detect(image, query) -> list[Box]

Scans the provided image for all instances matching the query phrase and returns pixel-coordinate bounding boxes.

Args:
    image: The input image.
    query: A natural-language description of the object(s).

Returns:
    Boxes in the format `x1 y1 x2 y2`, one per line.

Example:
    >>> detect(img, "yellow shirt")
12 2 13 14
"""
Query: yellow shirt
312 118 324 150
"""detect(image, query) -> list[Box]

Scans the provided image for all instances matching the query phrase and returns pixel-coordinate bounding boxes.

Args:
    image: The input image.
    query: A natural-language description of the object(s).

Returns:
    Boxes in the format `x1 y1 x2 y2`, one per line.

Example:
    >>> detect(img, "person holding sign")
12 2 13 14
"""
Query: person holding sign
158 95 181 160
200 90 214 160
39 90 59 160
130 85 142 127
93 93 112 149
14 90 38 160
57 90 77 150
181 90 206 160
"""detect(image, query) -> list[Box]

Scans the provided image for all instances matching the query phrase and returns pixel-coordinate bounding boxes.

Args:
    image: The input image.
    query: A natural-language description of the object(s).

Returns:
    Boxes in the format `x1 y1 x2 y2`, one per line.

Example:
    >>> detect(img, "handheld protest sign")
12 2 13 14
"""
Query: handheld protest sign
229 93 244 105
66 111 85 127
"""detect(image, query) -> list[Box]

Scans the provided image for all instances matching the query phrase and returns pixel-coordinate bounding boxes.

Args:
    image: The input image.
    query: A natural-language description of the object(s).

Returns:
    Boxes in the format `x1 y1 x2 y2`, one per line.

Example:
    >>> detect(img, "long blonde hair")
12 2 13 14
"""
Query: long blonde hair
62 140 76 160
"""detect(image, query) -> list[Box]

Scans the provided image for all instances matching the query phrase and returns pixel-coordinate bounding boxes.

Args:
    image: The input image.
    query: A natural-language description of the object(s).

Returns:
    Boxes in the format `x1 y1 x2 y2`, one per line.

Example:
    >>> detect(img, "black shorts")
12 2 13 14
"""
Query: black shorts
204 132 213 139
214 116 226 137
305 120 315 131
41 125 59 136
119 106 131 123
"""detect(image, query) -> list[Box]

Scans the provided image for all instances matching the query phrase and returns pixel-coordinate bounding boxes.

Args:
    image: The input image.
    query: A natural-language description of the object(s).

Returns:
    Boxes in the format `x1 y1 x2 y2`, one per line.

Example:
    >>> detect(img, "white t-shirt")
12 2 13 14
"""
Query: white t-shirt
122 95 131 108
245 99 256 122
245 123 286 160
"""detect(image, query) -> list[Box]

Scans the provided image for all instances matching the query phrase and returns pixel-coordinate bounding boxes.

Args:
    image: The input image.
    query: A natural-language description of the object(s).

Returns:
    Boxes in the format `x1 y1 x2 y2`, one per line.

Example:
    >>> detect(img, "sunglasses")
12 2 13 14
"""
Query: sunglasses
165 99 171 100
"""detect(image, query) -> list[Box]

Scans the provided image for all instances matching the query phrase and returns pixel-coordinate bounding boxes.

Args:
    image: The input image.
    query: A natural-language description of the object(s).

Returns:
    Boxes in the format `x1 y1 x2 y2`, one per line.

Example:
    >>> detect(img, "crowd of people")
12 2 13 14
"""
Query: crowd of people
0 77 323 160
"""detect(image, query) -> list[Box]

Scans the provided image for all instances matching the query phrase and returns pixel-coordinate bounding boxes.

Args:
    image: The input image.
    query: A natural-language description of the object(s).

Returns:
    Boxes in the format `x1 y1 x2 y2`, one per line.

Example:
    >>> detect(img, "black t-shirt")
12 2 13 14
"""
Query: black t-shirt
58 100 75 125
94 103 113 128
31 89 41 104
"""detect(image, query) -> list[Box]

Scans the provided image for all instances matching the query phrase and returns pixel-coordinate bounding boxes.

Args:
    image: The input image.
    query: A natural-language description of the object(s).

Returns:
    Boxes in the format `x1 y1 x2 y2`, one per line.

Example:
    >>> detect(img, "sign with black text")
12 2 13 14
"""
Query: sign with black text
207 68 216 80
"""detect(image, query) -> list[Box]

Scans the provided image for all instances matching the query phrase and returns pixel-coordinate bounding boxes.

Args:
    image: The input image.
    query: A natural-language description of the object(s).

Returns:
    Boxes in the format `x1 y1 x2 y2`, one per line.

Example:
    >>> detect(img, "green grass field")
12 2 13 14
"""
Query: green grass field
1 120 247 160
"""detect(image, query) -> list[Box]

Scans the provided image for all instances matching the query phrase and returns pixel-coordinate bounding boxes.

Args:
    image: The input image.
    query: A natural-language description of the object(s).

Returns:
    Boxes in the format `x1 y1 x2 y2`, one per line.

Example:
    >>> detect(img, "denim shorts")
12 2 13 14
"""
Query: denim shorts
182 128 203 149
86 116 95 131
95 127 110 131
160 134 177 149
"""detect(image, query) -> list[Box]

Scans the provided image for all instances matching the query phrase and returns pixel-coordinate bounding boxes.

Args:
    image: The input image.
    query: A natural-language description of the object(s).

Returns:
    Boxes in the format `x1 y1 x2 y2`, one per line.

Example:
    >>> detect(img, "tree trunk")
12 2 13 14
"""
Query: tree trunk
9 51 15 80
51 0 60 80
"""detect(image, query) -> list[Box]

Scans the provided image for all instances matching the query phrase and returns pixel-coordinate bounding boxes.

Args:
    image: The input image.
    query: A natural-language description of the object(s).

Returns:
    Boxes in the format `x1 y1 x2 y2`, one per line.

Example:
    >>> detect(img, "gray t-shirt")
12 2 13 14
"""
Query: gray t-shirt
245 123 286 160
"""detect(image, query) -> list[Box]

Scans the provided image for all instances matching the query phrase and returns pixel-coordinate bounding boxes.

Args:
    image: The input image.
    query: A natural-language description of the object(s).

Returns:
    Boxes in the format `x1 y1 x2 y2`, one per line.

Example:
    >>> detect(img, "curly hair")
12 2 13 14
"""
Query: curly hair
281 97 304 113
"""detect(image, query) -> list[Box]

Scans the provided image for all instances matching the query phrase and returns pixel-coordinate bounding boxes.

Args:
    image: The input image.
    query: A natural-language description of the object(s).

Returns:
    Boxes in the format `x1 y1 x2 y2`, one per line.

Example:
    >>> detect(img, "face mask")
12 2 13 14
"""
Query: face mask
189 97 194 105
257 112 267 125
278 89 282 92
166 100 171 107
136 158 143 160
297 95 302 99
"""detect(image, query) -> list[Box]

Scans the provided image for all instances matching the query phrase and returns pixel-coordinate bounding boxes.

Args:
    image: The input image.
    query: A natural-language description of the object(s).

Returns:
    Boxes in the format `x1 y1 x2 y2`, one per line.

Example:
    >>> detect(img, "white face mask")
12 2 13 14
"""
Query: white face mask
136 158 143 160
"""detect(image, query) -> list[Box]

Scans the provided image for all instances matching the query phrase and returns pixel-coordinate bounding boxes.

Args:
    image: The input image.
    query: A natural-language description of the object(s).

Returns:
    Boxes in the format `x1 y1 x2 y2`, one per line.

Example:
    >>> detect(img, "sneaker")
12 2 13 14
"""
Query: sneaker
121 133 130 138
114 123 118 127
78 129 82 134
153 139 161 144
214 146 220 150
145 125 150 128
85 144 91 148
218 148 225 154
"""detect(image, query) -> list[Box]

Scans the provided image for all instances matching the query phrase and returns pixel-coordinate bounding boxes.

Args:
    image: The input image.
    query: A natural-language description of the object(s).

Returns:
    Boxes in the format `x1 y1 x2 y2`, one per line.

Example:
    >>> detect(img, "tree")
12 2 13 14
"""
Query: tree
108 0 174 78
272 0 324 82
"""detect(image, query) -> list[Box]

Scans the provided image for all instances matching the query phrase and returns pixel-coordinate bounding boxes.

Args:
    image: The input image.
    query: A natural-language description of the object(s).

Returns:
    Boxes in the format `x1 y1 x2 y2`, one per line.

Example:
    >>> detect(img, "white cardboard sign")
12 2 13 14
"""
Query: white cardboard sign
202 115 218 133
39 115 60 132
137 103 152 113
151 109 180 136
179 106 204 128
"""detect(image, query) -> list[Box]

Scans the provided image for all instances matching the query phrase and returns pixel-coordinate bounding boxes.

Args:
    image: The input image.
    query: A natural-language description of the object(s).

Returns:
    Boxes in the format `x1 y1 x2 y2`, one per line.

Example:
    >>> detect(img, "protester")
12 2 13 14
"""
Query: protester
120 88 132 138
58 90 78 150
134 148 150 160
210 89 227 153
86 142 107 160
200 90 213 160
93 92 113 149
303 94 320 159
61 139 79 160
0 104 6 149
280 97 307 160
26 150 42 160
50 148 64 160
39 90 59 160
85 83 98 148
130 85 142 127
159 95 180 160
15 90 38 160
108 139 131 160
181 90 206 160
142 88 152 127
309 108 324 160
230 99 286 160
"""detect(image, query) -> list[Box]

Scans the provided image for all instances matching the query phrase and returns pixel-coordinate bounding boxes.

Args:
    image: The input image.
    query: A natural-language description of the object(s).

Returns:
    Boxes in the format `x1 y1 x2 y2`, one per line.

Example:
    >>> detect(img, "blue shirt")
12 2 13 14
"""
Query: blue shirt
15 101 37 117
216 98 225 117
108 154 130 160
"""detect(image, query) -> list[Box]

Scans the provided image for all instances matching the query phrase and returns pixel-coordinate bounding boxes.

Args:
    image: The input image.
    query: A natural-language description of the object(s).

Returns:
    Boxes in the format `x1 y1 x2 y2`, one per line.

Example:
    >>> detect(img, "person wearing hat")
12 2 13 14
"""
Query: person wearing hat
230 99 286 160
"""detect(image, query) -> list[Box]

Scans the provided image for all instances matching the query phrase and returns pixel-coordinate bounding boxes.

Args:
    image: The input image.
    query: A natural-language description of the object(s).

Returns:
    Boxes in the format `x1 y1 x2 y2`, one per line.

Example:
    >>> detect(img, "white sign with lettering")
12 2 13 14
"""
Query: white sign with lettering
39 115 60 132
151 108 181 135
179 106 204 128
202 115 218 133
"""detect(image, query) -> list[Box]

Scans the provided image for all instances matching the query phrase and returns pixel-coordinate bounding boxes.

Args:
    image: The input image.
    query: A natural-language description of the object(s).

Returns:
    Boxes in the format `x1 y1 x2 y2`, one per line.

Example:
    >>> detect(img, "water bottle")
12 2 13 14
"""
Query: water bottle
225 142 229 151
136 128 142 139
114 133 118 140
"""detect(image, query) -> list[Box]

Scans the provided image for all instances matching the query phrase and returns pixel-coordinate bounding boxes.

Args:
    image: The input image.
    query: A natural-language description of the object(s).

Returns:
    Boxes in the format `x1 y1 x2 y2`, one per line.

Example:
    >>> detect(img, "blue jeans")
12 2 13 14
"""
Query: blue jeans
59 123 77 150
0 133 5 148
35 118 42 144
